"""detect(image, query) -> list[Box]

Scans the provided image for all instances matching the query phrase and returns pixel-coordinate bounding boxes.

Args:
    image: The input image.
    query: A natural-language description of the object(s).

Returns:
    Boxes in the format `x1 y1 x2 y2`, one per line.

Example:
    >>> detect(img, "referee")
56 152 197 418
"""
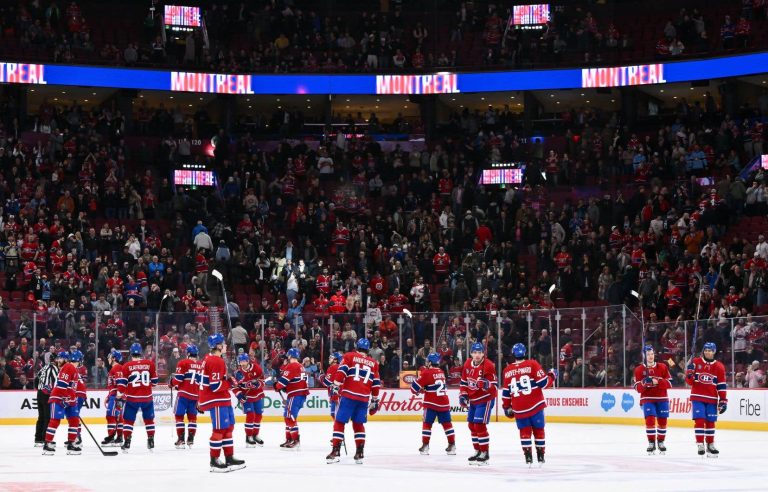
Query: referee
34 351 62 446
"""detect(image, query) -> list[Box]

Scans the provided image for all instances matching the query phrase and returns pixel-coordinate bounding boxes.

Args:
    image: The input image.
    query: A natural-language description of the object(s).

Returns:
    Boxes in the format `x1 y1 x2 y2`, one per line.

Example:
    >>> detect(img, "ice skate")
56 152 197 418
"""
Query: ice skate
210 457 229 473
468 450 481 465
101 435 115 447
354 445 365 464
42 442 56 455
419 443 429 455
174 437 186 449
706 443 719 458
445 443 456 455
326 444 341 464
536 447 545 465
66 442 82 455
475 451 489 466
524 448 533 466
147 436 154 451
657 441 666 454
121 437 131 453
697 443 705 456
225 455 246 471
647 441 656 455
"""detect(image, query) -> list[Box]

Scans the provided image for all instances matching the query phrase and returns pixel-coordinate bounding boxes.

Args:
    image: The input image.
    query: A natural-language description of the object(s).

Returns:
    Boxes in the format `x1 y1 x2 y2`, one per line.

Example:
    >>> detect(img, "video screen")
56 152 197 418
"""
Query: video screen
479 168 525 185
512 4 550 25
164 5 201 27
173 170 215 187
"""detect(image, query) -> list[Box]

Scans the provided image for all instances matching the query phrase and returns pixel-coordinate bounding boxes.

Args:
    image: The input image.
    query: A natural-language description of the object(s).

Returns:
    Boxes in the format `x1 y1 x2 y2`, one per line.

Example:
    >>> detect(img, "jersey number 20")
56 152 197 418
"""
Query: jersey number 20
130 370 151 387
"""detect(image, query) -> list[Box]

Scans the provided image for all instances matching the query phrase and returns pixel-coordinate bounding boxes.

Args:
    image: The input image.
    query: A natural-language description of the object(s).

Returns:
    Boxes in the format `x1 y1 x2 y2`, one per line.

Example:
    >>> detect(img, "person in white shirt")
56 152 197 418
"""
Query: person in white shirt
755 235 768 259
746 361 766 388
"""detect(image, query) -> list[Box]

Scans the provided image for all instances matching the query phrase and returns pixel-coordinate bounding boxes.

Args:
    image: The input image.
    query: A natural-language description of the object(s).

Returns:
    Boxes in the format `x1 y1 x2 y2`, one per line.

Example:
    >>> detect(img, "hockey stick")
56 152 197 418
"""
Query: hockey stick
80 419 118 456
687 264 722 366
170 386 175 441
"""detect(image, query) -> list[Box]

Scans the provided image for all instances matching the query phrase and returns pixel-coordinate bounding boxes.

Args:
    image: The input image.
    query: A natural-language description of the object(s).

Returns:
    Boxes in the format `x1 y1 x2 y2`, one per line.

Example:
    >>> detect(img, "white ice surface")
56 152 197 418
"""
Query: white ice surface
0 422 764 492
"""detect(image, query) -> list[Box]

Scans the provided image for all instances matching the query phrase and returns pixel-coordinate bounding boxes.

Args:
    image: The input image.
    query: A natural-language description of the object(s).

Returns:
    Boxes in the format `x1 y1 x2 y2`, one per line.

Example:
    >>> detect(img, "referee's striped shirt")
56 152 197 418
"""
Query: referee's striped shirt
36 363 59 394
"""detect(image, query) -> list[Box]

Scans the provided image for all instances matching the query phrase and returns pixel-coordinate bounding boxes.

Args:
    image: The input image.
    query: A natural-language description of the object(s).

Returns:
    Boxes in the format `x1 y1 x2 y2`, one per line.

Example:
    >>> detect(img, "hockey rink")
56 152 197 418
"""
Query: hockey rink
0 422 763 492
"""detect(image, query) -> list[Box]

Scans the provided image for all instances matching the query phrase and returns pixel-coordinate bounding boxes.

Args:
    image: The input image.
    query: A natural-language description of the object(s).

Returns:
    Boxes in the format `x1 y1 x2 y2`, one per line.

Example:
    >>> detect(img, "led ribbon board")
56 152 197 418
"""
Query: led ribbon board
1 52 767 94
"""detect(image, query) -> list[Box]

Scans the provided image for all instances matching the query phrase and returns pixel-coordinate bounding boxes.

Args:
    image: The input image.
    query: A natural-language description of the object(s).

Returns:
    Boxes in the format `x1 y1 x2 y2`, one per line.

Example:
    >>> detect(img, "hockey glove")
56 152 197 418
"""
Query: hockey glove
330 384 340 399
686 363 695 371
66 398 77 407
504 406 514 418
718 401 727 414
643 376 654 386
459 394 469 409
548 368 558 379
237 393 247 404
368 398 380 416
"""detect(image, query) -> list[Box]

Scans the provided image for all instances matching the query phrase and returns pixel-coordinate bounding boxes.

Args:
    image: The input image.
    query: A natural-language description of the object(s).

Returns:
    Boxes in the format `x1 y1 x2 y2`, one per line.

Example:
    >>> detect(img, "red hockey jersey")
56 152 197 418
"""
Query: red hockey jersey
171 357 203 400
410 366 449 411
459 358 497 405
118 359 158 403
233 362 265 402
501 359 553 419
106 362 124 398
632 362 672 404
197 354 232 411
76 365 87 400
333 351 382 402
686 356 727 404
275 361 309 398
322 363 340 401
49 362 79 404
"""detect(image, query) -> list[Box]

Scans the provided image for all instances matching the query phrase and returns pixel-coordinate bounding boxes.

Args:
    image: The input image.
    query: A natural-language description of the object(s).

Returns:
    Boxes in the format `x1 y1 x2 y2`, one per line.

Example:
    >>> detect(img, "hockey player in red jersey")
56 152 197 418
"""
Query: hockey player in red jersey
633 346 672 455
102 349 125 447
43 351 82 455
118 343 158 452
170 344 202 448
322 352 343 418
233 353 266 447
411 352 456 455
326 338 382 464
274 348 309 449
198 333 246 472
501 343 556 465
686 342 727 457
459 342 497 466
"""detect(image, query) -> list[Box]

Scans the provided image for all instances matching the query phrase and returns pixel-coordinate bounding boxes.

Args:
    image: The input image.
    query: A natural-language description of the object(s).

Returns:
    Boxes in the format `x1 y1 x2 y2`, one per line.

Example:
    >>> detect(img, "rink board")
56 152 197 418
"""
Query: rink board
2 388 765 430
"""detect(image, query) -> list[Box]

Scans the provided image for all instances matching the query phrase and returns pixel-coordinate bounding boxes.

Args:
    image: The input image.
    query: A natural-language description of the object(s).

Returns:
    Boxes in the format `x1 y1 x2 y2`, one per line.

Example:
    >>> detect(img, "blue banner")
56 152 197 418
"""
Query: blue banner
0 52 767 95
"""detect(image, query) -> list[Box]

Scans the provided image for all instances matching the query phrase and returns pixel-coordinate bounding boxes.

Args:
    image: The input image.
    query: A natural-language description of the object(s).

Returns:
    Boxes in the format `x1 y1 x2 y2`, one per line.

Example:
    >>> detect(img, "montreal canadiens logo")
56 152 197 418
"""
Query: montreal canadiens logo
403 374 417 384
153 394 173 411
699 374 714 383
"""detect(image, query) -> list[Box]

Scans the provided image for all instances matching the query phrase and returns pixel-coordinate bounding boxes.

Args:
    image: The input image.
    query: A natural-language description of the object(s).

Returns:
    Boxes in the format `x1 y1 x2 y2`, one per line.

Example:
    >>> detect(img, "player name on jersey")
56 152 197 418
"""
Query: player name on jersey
581 63 666 88
0 63 47 84
171 72 255 94
376 73 459 95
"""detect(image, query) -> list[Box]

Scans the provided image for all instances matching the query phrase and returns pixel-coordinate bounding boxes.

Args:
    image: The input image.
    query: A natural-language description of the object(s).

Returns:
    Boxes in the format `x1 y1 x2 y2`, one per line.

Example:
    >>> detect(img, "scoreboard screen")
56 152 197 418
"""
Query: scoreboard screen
164 5 201 27
173 170 216 187
479 168 525 185
512 4 550 25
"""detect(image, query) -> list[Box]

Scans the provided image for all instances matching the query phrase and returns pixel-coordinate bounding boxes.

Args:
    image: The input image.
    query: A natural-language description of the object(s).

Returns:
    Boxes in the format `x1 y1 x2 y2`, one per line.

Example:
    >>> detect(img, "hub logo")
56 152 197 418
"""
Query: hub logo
621 393 634 412
601 393 616 412
153 393 173 411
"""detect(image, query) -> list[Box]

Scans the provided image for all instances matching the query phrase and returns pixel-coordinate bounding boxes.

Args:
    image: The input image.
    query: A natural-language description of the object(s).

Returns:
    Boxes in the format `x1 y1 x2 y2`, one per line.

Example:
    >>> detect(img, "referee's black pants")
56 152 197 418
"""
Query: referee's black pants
34 391 50 442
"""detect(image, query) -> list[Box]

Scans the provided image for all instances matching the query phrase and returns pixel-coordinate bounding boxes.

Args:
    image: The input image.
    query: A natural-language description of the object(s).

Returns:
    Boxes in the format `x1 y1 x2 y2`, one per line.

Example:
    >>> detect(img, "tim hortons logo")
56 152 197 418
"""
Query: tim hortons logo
378 391 423 412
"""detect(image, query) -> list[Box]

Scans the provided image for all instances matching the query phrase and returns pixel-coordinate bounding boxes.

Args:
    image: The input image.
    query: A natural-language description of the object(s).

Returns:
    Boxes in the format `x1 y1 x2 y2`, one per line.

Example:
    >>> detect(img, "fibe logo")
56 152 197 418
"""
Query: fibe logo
739 398 761 417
